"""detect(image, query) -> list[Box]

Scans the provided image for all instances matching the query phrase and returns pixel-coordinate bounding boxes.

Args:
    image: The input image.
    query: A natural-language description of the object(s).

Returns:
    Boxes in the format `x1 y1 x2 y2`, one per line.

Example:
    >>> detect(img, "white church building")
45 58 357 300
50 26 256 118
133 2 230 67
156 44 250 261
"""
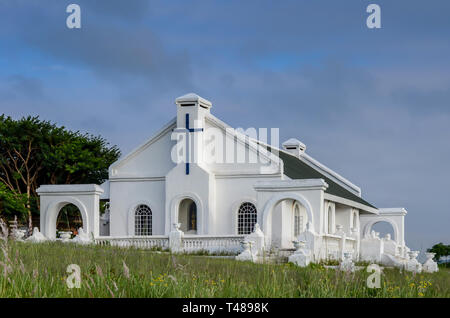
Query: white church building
36 93 420 267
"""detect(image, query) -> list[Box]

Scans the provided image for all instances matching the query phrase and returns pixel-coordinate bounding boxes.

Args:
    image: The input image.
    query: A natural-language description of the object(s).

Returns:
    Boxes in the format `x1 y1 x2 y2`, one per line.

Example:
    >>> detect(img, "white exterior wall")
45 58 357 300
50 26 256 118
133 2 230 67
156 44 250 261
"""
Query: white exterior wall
109 180 166 236
213 176 281 235
108 118 176 237
165 163 214 235
335 204 352 234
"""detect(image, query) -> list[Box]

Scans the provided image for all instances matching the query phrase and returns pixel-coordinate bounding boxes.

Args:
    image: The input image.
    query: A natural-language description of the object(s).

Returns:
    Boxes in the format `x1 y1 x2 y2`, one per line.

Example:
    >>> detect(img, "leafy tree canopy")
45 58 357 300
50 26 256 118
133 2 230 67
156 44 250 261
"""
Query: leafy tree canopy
0 183 28 220
427 243 450 262
0 115 120 229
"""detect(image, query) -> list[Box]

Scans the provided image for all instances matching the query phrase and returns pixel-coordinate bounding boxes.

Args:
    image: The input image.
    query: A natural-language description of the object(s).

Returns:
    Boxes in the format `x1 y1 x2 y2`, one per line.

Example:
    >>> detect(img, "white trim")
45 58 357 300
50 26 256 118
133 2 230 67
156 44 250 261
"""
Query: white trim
215 173 282 179
37 184 104 195
109 177 165 182
324 193 378 214
254 179 328 192
378 208 407 216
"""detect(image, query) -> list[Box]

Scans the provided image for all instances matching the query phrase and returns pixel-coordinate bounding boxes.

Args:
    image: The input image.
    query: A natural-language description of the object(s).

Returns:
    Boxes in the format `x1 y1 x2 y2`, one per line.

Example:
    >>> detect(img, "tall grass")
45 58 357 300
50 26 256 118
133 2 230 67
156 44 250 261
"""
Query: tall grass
0 240 449 298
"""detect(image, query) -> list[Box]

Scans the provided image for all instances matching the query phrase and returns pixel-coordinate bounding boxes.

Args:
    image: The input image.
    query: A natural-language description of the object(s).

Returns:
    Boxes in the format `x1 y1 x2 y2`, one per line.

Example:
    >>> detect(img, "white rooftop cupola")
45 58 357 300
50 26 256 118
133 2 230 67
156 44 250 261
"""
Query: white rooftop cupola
282 138 306 157
175 93 212 130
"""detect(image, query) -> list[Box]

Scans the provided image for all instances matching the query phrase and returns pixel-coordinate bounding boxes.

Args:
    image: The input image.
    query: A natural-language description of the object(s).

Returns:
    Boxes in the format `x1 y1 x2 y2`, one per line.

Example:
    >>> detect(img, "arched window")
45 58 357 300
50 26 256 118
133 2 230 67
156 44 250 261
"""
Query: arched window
135 204 152 236
237 202 257 235
293 203 303 237
327 206 334 234
352 211 358 230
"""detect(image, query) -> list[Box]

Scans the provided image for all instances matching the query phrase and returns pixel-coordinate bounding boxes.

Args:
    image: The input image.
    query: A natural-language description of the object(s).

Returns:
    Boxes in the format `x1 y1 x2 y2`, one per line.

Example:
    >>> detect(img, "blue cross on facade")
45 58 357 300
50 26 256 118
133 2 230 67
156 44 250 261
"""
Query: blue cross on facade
183 113 203 175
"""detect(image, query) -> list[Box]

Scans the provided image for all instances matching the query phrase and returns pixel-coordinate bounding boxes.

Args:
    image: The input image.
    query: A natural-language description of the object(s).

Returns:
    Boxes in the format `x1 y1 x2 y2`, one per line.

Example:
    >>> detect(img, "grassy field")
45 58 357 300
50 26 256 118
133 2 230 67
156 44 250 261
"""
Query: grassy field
0 240 448 298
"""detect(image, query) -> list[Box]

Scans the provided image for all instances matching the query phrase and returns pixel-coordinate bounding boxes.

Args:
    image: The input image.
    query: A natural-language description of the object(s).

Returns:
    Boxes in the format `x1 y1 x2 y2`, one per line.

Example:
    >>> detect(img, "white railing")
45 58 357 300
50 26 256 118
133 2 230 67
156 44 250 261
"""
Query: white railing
344 237 357 254
322 235 357 260
95 236 169 249
94 234 245 254
323 234 341 260
182 235 245 254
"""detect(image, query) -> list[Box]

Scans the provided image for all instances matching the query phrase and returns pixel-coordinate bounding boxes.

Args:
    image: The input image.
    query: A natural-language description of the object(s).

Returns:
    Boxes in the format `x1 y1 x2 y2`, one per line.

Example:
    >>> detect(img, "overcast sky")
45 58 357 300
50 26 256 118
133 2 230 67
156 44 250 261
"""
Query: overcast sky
1 0 449 252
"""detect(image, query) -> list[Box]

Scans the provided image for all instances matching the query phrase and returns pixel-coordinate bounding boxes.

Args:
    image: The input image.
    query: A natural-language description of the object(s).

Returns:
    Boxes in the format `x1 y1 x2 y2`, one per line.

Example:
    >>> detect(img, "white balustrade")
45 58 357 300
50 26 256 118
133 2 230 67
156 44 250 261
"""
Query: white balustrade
95 236 169 250
94 234 245 254
323 234 341 260
323 234 356 261
182 235 245 254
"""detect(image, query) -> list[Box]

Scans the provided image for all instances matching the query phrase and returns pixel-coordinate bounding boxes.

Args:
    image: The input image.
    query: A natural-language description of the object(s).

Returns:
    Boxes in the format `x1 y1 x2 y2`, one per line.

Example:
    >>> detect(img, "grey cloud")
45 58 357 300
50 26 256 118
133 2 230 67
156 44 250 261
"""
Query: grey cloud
0 75 45 101
2 1 191 90
80 0 150 21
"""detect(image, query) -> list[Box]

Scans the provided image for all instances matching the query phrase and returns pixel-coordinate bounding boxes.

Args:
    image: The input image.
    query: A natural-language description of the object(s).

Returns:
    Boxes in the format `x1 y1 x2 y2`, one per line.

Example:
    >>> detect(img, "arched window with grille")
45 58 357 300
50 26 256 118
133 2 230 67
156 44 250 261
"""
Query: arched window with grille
237 202 257 235
135 204 152 236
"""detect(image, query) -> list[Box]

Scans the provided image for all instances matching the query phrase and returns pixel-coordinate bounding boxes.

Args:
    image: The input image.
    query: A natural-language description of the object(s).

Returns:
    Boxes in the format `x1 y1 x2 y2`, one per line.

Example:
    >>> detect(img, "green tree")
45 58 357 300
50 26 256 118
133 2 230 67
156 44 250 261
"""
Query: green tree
0 183 28 220
427 243 450 262
0 115 120 231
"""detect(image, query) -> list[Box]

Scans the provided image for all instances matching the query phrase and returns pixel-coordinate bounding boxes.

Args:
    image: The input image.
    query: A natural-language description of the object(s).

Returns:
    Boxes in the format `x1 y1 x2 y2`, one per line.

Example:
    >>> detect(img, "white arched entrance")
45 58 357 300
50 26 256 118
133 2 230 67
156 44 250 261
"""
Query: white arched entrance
359 208 407 246
362 218 399 244
261 192 314 248
46 198 89 239
254 179 327 249
37 184 104 239
168 192 204 235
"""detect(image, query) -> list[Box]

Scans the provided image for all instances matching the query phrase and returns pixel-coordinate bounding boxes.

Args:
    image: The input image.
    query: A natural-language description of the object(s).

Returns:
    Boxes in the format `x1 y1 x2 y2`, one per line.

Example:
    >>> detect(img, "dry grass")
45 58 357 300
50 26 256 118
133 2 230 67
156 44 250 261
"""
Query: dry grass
0 238 449 298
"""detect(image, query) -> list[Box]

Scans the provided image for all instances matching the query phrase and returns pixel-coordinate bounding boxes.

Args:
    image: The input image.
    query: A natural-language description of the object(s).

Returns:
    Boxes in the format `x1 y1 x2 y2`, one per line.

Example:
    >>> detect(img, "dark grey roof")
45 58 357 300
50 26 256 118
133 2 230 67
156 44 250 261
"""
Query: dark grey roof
273 148 376 209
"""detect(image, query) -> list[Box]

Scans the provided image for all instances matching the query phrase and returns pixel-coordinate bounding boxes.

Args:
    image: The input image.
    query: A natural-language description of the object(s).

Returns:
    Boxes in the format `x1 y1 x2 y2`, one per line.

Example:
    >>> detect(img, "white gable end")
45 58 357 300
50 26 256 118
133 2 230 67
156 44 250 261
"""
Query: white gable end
202 115 282 176
109 119 177 179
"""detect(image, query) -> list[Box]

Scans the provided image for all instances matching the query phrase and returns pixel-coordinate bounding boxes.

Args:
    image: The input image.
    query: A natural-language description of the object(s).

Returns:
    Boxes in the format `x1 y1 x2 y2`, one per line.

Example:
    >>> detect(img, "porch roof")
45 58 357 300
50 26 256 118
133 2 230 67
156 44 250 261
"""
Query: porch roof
277 150 376 209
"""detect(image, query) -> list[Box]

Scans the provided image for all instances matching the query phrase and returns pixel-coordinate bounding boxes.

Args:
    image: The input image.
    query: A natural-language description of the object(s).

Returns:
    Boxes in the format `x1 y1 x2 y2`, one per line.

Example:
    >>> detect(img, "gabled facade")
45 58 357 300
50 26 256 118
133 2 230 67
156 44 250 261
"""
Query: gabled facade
37 93 411 263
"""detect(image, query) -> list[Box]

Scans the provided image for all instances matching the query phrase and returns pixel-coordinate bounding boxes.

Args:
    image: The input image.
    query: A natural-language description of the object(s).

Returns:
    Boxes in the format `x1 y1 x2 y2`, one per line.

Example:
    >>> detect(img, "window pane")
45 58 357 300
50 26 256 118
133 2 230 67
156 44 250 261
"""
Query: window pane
237 202 257 235
135 204 152 236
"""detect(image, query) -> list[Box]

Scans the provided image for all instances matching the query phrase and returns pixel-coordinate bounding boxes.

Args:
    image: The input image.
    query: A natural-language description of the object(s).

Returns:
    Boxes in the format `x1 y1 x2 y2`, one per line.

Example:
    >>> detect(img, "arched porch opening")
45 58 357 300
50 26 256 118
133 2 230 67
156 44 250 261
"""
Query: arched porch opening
168 192 204 235
44 198 89 240
56 203 83 238
179 198 197 234
363 217 399 244
261 193 314 249
368 220 396 241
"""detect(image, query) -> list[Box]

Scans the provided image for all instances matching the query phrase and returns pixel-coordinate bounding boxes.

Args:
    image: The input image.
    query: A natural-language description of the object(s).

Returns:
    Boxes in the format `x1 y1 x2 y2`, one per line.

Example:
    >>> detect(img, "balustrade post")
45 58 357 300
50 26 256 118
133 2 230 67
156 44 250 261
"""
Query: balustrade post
169 223 184 253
